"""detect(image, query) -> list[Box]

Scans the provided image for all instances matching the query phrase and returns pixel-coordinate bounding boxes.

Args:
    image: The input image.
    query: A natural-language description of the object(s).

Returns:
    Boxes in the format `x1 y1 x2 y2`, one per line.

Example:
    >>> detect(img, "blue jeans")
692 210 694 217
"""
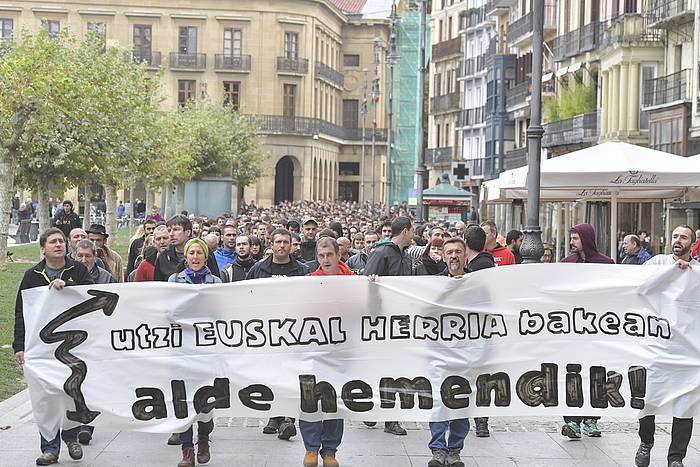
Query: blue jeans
299 419 344 457
179 420 214 450
429 419 470 452
40 427 80 456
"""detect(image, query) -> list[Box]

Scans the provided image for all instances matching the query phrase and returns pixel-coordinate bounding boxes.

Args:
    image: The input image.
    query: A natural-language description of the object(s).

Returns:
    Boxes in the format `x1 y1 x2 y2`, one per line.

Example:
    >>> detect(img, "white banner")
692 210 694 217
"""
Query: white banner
21 264 700 440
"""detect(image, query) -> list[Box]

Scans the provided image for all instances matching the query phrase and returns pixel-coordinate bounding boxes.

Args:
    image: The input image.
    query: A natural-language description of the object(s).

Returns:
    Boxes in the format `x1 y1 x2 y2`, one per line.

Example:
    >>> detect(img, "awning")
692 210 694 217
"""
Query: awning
555 66 568 77
567 62 583 73
542 72 554 82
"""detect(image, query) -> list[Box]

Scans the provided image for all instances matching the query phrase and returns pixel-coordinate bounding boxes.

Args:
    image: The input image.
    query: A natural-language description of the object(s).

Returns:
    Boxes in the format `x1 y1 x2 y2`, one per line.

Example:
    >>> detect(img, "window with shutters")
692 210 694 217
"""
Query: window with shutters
283 84 296 116
342 99 359 128
178 80 196 108
224 28 242 56
284 32 298 60
133 25 152 61
223 81 241 110
178 26 197 54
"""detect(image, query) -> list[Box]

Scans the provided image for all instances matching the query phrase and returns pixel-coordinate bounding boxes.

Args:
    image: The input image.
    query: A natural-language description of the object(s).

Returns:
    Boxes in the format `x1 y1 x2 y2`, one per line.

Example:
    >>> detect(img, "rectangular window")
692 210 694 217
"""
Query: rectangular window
133 24 152 61
42 20 60 38
178 26 197 54
640 64 656 130
223 28 242 56
343 54 360 67
339 162 360 176
284 32 298 60
178 80 196 108
223 81 241 110
87 22 106 51
0 18 13 45
342 99 359 128
283 84 296 117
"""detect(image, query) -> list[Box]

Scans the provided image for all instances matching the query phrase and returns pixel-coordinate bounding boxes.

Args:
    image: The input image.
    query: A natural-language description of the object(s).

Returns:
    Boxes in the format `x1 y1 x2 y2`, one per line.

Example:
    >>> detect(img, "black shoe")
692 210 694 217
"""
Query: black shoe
363 421 377 427
384 421 407 435
78 429 92 445
263 417 282 434
66 441 83 460
278 418 297 440
167 432 182 445
635 442 653 467
474 417 490 438
35 452 58 466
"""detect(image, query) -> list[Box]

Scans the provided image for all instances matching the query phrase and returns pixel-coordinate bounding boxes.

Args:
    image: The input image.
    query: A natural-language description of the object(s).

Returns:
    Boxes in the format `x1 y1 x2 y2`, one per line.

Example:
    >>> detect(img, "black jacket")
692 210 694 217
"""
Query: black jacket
126 235 146 276
299 240 317 263
153 243 220 281
51 211 81 238
467 251 495 272
246 255 310 279
13 257 93 353
362 242 414 277
222 256 257 282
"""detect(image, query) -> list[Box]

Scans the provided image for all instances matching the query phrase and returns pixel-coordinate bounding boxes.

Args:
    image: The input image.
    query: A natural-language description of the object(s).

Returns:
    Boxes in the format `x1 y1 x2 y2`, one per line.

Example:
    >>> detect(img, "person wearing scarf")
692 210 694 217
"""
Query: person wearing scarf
167 237 220 467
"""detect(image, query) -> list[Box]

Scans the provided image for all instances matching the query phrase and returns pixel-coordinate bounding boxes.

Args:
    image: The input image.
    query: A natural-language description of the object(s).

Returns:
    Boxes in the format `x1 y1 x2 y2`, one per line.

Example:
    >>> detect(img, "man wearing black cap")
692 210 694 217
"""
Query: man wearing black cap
87 224 124 282
299 218 318 262
51 200 81 239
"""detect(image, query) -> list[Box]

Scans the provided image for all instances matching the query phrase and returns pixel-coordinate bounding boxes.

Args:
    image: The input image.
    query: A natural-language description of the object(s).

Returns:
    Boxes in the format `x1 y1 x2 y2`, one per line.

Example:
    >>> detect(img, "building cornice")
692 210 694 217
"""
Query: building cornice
124 10 162 18
0 5 22 12
77 8 117 16
31 6 68 14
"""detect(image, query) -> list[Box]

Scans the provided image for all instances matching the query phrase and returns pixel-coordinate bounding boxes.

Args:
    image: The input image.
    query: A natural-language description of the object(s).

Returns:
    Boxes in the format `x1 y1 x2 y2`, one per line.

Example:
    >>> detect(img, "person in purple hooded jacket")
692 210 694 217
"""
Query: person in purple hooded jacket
560 223 614 440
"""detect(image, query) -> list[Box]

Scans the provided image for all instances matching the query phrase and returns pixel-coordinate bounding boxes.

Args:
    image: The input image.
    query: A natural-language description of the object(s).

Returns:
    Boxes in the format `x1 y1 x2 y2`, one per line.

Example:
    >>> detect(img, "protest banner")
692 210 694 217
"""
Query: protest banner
20 264 700 440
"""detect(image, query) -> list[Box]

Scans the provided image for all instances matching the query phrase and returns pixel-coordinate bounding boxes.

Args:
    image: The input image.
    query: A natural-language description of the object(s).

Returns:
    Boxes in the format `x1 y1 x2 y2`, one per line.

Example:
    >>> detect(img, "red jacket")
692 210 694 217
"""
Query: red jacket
487 244 516 266
134 260 155 282
692 240 700 260
307 261 355 276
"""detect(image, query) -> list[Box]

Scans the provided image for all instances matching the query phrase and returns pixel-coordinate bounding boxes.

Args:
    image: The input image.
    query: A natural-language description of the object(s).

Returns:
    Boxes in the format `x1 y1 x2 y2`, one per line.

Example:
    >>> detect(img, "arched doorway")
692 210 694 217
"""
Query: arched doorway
274 156 295 204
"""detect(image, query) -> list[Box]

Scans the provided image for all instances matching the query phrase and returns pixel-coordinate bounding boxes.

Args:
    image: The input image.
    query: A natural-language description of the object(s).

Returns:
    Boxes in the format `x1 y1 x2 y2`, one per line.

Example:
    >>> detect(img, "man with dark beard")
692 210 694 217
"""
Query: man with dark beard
221 235 257 282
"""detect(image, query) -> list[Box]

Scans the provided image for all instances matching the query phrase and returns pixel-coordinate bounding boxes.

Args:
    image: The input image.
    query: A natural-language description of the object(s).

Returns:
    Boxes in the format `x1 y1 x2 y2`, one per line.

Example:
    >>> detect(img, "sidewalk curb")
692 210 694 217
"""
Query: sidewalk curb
0 389 33 428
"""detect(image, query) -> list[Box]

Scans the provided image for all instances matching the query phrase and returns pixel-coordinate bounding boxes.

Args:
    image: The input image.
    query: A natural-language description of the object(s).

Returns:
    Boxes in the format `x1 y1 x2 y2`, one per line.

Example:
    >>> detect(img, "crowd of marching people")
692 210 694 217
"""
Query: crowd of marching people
13 198 700 467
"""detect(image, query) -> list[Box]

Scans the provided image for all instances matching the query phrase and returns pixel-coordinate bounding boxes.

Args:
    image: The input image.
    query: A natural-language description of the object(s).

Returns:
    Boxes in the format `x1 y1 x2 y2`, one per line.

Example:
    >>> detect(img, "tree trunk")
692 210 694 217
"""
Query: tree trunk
37 176 51 236
164 184 173 219
0 152 16 270
83 186 91 229
105 184 118 239
176 182 185 215
129 180 135 229
145 186 153 218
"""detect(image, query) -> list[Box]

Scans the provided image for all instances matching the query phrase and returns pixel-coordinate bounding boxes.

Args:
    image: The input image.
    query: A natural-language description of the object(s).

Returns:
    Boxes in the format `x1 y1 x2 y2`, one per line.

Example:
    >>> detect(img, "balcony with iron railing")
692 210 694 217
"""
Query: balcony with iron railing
457 106 487 127
169 52 206 70
432 37 463 62
430 92 462 114
553 22 600 62
277 56 309 74
214 54 252 72
506 80 530 109
425 147 454 167
460 6 493 31
646 0 695 28
506 2 557 46
315 61 344 88
597 14 661 51
464 157 486 178
257 115 386 142
485 0 516 16
133 51 162 69
459 54 487 78
504 146 528 170
542 111 599 148
642 69 692 109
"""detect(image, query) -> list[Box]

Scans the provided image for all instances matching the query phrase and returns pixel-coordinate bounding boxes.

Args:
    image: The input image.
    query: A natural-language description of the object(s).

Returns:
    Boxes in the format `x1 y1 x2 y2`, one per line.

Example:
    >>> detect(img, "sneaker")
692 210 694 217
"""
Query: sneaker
167 432 182 445
263 417 281 434
561 421 581 439
278 418 297 440
363 421 377 427
445 448 465 467
322 453 340 467
635 442 653 467
668 462 684 467
35 452 58 466
178 447 195 467
384 421 407 435
582 418 601 437
78 429 92 445
428 449 446 467
66 441 83 460
474 417 490 438
197 435 211 464
303 450 319 467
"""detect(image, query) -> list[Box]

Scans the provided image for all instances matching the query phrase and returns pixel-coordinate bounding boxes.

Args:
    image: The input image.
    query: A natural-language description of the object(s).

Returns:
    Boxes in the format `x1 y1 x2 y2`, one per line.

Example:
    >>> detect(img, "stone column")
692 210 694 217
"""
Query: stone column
600 71 609 137
687 209 699 229
629 62 640 133
610 65 620 135
619 62 629 135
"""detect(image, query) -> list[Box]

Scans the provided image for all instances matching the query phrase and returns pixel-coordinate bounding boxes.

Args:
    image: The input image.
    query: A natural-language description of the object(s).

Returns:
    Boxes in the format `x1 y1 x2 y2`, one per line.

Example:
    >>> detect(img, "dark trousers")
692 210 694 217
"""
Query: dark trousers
40 427 80 456
563 416 599 424
639 416 693 462
179 420 214 450
299 419 344 457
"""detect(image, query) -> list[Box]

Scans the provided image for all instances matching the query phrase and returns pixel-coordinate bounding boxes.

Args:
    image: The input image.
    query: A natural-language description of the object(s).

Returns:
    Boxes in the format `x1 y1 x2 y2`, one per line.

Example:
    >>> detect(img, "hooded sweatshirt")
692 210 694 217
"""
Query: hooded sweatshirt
486 243 516 266
307 260 355 276
561 223 615 264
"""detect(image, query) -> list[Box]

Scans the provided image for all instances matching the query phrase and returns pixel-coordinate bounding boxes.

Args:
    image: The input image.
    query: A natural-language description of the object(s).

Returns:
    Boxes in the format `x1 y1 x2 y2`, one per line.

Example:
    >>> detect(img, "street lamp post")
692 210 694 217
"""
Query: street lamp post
415 0 427 223
385 3 399 215
361 68 368 204
521 0 545 263
371 38 383 206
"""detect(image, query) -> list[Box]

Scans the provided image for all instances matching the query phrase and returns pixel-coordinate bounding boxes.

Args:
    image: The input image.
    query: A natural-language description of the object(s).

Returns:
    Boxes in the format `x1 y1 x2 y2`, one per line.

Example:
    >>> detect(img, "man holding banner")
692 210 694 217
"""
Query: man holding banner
13 228 94 466
636 225 698 467
300 236 354 467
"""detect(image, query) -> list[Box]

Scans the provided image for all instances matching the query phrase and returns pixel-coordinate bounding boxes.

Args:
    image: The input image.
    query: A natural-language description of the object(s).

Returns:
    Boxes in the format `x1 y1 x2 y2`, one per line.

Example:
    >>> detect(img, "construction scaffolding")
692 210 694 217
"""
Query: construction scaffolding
388 2 423 205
